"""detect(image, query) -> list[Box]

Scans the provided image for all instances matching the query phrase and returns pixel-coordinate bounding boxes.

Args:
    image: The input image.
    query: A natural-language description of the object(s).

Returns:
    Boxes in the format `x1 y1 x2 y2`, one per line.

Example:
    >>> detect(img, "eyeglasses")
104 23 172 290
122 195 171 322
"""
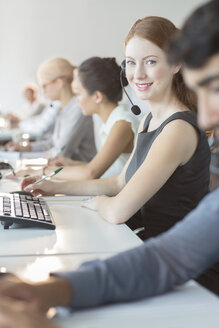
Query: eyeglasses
41 76 66 90
0 162 16 179
41 79 57 90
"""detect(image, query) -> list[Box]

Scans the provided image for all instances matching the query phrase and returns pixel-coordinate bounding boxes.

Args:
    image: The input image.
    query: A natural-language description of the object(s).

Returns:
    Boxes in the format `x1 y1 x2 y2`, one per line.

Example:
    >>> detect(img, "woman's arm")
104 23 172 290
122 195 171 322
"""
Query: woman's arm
44 120 134 180
22 174 124 197
14 120 134 180
83 119 199 224
22 116 145 196
48 156 87 166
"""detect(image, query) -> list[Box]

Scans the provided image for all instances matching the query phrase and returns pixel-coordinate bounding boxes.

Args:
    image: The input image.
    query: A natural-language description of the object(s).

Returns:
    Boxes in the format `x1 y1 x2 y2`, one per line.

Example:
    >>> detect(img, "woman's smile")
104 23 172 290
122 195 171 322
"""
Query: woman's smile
135 82 153 91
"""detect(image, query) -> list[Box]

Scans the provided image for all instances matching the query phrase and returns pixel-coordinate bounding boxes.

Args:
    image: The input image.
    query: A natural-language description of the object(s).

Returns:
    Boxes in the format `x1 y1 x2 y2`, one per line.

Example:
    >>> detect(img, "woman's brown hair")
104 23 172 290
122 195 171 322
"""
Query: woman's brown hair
125 16 197 111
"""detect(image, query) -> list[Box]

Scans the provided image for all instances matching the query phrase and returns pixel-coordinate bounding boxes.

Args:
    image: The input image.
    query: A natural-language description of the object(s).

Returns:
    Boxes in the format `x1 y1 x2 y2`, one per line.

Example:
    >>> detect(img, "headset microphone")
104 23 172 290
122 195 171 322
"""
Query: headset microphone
120 60 141 116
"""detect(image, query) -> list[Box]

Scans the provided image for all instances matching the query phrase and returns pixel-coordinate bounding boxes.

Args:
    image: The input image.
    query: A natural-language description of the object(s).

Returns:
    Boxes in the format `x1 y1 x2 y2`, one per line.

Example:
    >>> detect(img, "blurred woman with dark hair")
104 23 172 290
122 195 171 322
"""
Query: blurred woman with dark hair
21 56 138 180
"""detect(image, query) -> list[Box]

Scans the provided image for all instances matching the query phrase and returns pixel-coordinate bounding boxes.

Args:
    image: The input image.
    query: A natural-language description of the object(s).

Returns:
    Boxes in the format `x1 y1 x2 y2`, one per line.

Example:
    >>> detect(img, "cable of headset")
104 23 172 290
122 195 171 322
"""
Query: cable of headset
120 60 141 116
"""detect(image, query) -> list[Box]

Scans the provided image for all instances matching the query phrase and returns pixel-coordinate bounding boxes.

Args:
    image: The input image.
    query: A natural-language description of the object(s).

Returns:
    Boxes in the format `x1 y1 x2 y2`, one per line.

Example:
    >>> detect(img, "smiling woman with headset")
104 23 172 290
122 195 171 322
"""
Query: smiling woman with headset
23 16 210 240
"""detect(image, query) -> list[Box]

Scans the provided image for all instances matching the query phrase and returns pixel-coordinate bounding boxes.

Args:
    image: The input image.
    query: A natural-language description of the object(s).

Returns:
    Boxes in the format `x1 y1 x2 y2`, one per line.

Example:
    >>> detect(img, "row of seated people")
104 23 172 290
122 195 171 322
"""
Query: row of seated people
11 18 210 243
1 3 219 327
6 57 140 178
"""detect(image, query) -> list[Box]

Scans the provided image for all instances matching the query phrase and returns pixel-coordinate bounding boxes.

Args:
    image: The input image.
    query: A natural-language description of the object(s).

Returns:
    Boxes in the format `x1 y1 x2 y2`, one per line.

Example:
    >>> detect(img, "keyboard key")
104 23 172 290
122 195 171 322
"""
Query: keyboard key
23 212 30 218
37 216 45 221
30 213 37 219
45 216 52 222
3 207 11 212
15 210 22 217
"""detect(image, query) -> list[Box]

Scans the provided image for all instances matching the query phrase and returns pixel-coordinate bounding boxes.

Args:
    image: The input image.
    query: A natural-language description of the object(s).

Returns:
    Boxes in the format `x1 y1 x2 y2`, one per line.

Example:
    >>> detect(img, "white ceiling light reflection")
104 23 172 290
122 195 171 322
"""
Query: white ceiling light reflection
21 256 63 282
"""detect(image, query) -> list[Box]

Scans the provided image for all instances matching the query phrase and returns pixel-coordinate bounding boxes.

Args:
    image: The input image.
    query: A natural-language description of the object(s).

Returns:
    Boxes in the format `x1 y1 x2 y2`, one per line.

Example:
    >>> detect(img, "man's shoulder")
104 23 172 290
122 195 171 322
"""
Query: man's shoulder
206 187 219 200
198 187 219 215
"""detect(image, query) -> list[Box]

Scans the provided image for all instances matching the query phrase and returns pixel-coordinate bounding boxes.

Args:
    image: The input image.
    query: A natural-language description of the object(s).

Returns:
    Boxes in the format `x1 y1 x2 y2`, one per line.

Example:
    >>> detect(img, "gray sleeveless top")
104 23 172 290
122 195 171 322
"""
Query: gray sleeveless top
125 111 210 240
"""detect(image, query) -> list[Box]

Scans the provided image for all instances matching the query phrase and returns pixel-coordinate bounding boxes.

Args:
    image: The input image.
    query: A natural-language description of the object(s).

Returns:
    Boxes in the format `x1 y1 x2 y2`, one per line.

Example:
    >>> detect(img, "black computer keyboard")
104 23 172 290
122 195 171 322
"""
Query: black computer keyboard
0 192 56 230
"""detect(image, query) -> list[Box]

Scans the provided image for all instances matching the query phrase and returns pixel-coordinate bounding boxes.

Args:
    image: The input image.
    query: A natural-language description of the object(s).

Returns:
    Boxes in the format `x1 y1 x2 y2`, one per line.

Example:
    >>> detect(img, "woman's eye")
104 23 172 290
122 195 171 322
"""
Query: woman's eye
126 60 135 66
146 60 156 65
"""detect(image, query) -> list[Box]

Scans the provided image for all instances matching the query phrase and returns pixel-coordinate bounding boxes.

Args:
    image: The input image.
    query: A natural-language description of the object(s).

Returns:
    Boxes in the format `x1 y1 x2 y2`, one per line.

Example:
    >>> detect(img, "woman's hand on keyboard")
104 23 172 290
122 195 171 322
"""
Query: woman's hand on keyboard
22 176 56 196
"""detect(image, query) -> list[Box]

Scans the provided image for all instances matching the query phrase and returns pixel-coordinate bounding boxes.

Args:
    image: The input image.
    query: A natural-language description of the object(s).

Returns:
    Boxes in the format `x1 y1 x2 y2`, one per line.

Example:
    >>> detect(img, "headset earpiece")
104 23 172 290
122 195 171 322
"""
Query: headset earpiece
120 60 128 86
121 60 126 76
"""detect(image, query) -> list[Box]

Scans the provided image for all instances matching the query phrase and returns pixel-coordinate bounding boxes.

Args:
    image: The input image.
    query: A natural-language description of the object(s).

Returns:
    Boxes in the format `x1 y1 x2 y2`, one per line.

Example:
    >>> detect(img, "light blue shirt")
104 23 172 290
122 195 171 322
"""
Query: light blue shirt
54 187 219 308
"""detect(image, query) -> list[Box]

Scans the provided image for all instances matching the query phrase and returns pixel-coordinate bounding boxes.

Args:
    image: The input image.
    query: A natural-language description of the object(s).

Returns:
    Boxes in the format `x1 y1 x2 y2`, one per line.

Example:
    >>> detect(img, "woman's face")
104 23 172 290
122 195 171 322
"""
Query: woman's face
125 36 177 102
74 75 97 116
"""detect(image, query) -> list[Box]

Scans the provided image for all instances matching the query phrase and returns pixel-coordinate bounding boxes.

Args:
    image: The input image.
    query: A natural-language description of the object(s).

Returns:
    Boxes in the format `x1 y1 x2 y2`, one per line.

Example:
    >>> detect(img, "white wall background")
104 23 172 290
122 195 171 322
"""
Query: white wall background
0 0 206 111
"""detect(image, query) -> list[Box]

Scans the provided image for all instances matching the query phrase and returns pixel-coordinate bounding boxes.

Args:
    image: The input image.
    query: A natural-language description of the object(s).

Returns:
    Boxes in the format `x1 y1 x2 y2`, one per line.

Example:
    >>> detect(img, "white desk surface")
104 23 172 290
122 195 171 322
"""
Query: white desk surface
0 200 142 256
0 253 115 281
0 151 47 168
0 179 142 256
0 178 21 192
1 254 218 328
0 128 40 141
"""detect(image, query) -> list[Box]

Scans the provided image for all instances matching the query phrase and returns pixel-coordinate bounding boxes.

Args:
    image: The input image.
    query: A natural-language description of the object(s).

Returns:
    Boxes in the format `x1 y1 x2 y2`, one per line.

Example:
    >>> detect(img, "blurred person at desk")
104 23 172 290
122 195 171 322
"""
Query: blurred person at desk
6 57 96 162
18 101 60 139
14 57 139 179
6 83 45 128
0 1 219 327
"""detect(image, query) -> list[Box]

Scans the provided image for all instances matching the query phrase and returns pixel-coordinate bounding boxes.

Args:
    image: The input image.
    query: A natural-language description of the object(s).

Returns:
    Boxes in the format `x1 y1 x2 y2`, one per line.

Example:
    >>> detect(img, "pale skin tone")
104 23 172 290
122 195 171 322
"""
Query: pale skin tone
0 299 58 328
17 72 134 181
23 37 199 225
0 275 70 328
6 76 73 152
183 54 219 130
183 54 219 193
6 88 37 127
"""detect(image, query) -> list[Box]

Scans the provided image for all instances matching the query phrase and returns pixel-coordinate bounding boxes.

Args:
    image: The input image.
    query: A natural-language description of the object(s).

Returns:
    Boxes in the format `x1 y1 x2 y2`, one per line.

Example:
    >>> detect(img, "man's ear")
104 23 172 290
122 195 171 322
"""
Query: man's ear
173 63 181 75
94 91 104 104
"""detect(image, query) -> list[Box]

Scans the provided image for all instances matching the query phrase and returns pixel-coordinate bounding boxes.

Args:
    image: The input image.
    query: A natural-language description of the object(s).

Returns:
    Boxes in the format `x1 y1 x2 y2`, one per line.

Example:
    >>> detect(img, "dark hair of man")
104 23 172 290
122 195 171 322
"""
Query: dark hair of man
78 57 128 103
167 0 219 69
